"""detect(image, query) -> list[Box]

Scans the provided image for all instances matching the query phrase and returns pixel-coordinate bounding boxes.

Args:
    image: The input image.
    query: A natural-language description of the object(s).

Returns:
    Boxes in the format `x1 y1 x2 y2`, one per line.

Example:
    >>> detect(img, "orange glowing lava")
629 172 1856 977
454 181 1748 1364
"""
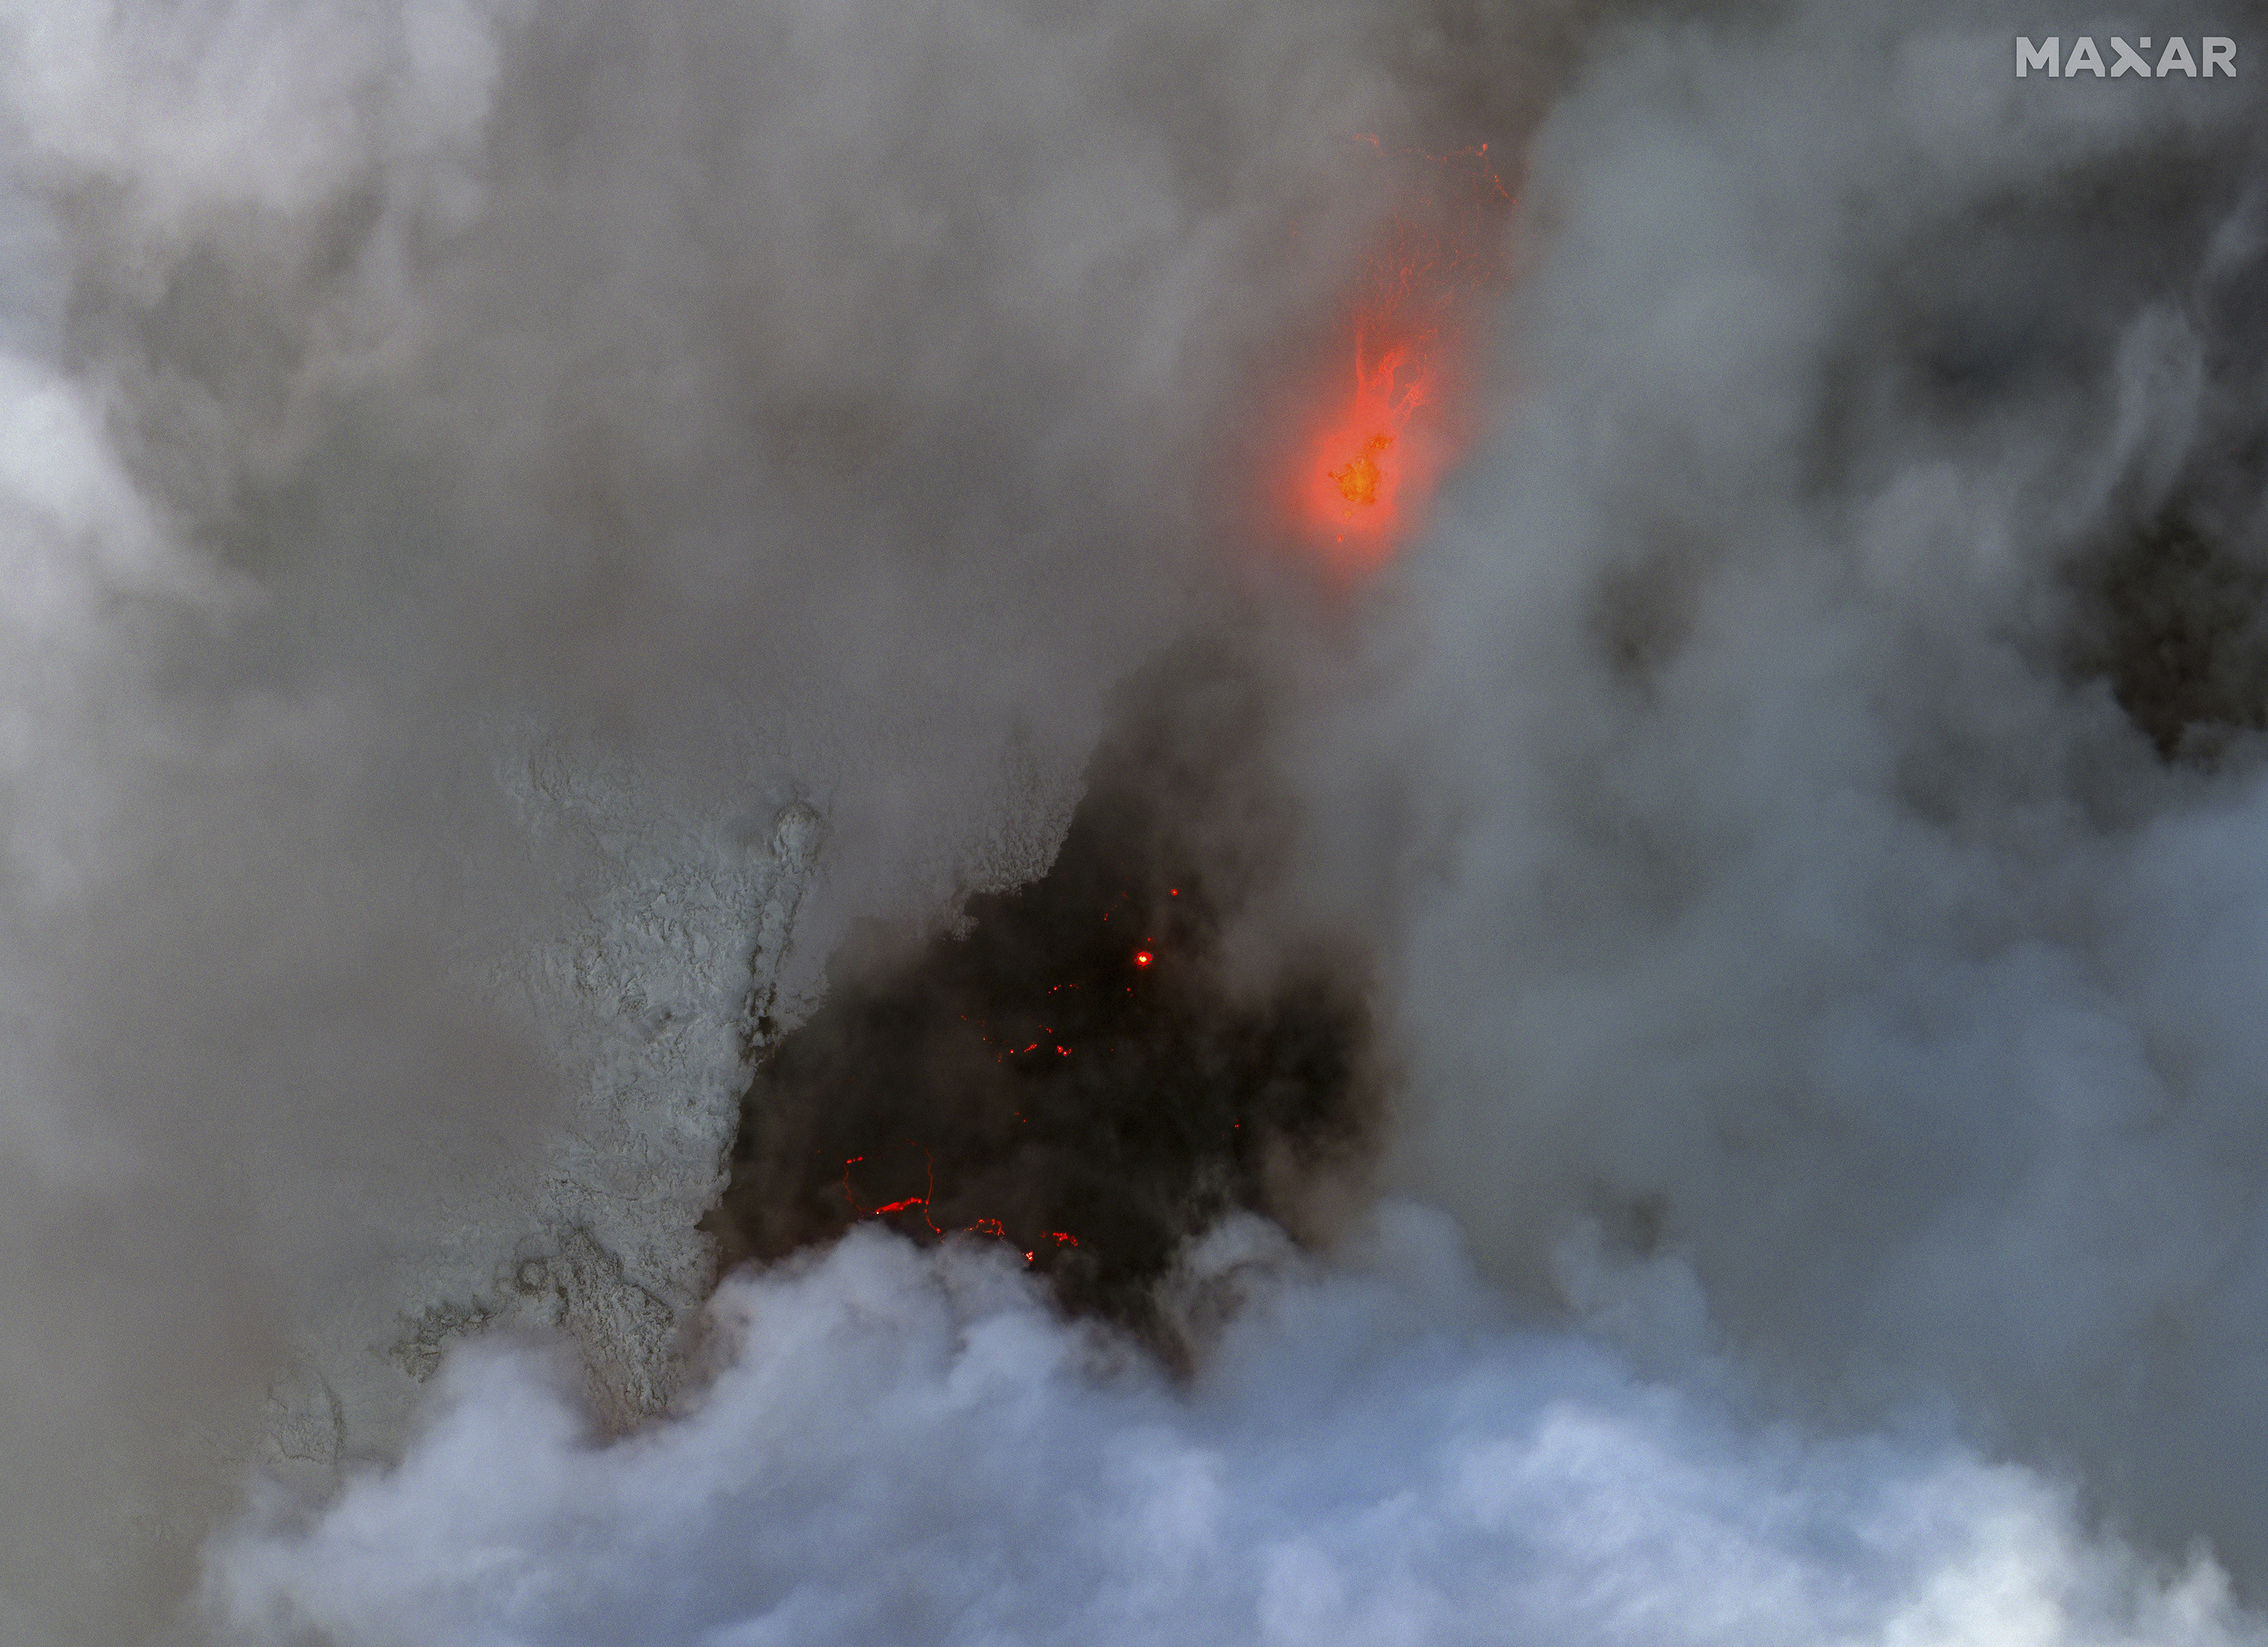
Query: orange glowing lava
1302 334 1434 559
1331 437 1388 506
1287 138 1513 572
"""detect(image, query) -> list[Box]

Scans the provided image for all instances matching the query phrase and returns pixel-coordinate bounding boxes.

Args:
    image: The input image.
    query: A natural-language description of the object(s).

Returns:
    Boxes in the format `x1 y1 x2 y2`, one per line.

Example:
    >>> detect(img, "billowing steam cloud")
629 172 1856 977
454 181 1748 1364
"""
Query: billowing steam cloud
207 1212 2260 1647
4 0 2266 1641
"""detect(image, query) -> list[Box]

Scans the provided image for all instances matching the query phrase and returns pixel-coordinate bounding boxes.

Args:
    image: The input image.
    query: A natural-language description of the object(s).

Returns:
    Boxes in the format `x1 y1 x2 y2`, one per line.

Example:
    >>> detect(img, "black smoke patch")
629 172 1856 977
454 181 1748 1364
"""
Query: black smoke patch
704 643 1380 1340
2071 509 2268 764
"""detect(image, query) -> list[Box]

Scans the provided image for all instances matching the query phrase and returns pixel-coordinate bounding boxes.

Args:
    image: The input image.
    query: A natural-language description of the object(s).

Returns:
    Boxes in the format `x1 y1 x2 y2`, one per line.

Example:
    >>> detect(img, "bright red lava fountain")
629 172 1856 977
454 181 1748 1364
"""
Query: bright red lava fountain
1290 138 1513 574
1300 334 1437 565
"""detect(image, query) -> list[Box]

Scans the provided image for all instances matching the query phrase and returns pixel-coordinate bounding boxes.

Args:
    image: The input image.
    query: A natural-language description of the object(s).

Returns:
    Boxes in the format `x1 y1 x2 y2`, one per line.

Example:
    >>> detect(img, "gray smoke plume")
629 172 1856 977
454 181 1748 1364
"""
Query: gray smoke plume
1280 0 2268 1590
0 0 1439 1636
5 0 2267 1642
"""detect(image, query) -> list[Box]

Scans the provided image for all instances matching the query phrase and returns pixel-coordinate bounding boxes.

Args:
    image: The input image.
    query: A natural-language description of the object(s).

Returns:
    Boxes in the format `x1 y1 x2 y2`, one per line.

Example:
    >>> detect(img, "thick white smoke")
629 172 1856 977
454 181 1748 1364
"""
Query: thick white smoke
208 1210 2257 1647
6 0 2268 1641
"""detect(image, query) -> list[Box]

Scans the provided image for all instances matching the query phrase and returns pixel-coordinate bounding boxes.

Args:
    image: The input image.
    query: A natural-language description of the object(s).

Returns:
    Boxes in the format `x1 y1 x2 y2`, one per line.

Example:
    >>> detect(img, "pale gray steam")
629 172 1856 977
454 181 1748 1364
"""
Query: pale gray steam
6 0 2268 1642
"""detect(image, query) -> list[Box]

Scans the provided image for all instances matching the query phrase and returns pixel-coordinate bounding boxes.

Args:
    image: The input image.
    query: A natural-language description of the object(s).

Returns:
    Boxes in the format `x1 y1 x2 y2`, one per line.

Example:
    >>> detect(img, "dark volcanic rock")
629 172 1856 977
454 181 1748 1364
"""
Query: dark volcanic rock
705 647 1378 1335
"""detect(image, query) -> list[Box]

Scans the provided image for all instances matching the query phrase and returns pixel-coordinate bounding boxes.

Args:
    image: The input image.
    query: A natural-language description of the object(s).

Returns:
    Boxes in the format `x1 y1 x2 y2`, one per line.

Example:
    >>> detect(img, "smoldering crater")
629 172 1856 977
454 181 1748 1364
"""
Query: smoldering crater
704 645 1381 1345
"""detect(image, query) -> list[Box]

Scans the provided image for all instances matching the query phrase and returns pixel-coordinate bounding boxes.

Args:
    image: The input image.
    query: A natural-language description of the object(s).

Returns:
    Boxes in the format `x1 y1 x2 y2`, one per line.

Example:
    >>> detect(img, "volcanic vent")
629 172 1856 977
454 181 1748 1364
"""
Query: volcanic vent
705 644 1380 1336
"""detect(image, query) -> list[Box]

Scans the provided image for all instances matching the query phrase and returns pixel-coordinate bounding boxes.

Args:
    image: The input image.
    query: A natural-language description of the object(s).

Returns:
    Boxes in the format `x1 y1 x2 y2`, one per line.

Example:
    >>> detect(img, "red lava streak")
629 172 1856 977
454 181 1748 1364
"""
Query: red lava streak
843 1149 1077 1266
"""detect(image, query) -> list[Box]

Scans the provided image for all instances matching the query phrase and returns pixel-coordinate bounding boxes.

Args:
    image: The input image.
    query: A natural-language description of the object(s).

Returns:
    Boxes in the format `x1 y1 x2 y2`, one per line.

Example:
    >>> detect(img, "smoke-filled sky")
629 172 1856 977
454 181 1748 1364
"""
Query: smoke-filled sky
2 0 2265 1642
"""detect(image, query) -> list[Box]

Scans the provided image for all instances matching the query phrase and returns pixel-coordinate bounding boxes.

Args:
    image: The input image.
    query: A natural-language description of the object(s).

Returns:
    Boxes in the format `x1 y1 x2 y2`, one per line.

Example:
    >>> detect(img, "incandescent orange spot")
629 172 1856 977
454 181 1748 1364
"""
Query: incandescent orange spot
1301 334 1428 560
1285 138 1513 574
1332 435 1390 506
